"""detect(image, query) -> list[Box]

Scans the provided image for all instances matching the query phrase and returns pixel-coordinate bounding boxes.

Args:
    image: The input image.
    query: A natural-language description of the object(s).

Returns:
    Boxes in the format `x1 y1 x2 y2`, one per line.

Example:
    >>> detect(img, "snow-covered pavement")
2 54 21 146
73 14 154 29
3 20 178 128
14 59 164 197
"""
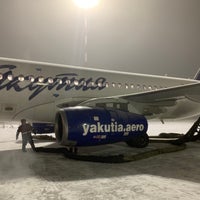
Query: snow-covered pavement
0 122 200 200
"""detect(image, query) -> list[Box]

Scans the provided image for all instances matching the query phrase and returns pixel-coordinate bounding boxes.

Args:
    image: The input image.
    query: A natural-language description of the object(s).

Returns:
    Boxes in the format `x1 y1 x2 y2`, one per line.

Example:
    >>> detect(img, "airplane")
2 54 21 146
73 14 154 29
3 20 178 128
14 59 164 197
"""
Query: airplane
0 57 199 149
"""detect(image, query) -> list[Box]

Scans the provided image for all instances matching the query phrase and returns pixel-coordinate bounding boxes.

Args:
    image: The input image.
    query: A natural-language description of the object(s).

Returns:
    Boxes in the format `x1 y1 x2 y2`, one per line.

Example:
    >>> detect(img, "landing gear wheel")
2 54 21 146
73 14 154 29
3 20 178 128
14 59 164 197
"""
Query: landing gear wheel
126 133 149 148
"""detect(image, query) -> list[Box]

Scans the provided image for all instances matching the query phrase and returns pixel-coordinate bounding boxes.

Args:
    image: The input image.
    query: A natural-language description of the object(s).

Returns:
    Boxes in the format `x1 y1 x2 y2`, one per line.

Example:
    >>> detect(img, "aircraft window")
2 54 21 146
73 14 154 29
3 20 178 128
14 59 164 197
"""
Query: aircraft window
38 76 44 83
80 81 85 86
105 82 109 88
28 76 35 82
0 73 3 80
7 74 14 81
78 80 84 86
84 81 88 86
86 81 95 87
74 80 79 86
118 83 122 88
143 85 147 90
57 79 63 84
148 85 152 90
107 103 114 108
48 77 54 84
131 84 134 89
154 86 158 90
137 84 141 90
112 82 116 87
91 81 95 86
125 84 129 89
66 80 71 85
98 82 103 87
18 75 25 82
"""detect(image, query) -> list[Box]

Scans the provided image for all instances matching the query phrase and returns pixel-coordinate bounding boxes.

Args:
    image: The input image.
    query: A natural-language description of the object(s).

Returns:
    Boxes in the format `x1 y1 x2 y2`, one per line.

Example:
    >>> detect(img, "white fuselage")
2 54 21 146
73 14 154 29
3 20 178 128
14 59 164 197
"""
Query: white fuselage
0 57 199 122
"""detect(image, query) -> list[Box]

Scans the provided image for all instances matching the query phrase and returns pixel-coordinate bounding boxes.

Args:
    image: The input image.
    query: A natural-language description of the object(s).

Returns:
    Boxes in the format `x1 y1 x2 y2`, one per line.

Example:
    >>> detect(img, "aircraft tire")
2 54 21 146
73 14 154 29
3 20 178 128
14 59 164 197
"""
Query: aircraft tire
126 133 149 148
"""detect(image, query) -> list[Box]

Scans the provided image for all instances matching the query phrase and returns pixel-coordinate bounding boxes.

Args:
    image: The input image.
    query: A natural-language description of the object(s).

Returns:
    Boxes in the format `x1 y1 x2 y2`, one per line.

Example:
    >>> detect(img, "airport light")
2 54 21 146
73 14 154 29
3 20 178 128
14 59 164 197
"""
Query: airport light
73 0 100 9
73 0 100 65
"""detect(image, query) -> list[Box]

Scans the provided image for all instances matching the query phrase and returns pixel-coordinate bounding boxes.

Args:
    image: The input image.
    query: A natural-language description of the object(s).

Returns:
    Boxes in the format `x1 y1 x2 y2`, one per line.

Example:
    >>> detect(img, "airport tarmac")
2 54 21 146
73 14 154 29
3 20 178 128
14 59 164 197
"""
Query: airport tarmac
0 122 200 200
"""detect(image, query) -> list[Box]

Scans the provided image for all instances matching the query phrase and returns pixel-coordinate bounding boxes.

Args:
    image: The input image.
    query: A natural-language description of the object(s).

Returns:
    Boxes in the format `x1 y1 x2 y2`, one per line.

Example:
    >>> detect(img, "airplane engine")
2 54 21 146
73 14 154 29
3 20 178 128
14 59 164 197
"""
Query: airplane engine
55 106 149 147
32 122 54 134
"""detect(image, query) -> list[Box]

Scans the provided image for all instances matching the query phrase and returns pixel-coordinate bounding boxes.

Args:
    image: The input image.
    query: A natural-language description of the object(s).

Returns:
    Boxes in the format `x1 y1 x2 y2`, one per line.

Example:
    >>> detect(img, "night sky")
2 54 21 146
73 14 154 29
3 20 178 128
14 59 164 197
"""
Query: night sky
0 0 200 78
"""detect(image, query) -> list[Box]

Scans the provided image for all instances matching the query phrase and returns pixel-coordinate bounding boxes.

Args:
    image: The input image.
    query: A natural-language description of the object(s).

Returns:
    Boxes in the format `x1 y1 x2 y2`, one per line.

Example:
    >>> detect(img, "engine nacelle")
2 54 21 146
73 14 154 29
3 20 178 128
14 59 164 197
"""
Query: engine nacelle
32 122 54 134
55 106 148 146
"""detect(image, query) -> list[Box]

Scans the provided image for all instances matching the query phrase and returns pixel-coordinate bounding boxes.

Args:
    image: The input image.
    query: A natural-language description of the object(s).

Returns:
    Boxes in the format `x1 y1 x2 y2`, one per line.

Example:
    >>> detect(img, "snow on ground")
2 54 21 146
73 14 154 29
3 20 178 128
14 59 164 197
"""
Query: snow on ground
0 121 200 200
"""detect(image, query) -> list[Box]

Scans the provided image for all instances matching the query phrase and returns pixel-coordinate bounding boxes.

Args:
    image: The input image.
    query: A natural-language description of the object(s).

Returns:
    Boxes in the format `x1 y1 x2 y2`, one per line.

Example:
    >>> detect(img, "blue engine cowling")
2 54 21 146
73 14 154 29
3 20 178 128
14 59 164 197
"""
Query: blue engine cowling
55 106 148 146
32 122 54 134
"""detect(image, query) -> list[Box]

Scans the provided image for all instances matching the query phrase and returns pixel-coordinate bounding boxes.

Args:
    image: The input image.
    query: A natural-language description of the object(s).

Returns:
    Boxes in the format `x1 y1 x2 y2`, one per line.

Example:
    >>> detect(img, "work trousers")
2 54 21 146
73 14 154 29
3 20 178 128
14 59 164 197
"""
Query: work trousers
22 133 36 152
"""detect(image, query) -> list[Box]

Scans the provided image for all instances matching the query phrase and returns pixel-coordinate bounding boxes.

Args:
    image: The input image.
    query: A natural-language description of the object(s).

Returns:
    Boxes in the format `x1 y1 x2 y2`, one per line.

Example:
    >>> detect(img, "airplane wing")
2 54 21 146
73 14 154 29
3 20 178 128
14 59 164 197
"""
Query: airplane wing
80 82 200 119
120 82 200 102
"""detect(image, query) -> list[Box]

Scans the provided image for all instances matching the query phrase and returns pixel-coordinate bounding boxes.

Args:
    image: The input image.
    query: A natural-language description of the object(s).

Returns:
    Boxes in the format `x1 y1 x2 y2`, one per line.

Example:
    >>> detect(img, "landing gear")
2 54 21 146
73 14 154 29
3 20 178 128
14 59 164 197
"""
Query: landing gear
126 133 149 148
69 146 78 154
171 116 200 145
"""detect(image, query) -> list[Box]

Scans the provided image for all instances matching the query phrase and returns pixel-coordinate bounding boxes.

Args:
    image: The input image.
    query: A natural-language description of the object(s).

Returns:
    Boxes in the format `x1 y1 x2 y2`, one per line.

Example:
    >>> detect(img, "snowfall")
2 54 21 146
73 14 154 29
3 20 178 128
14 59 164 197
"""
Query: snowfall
0 120 199 200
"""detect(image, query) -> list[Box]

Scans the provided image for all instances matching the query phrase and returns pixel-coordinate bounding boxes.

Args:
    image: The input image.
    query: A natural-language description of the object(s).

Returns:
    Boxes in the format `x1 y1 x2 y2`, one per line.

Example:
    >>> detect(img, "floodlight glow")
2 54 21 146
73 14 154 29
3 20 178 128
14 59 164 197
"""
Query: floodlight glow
73 0 99 9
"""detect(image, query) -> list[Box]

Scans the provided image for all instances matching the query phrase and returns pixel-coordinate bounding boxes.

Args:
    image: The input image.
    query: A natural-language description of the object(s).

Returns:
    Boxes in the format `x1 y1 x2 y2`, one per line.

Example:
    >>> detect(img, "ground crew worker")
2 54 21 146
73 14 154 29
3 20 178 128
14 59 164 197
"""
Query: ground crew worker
16 119 36 152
